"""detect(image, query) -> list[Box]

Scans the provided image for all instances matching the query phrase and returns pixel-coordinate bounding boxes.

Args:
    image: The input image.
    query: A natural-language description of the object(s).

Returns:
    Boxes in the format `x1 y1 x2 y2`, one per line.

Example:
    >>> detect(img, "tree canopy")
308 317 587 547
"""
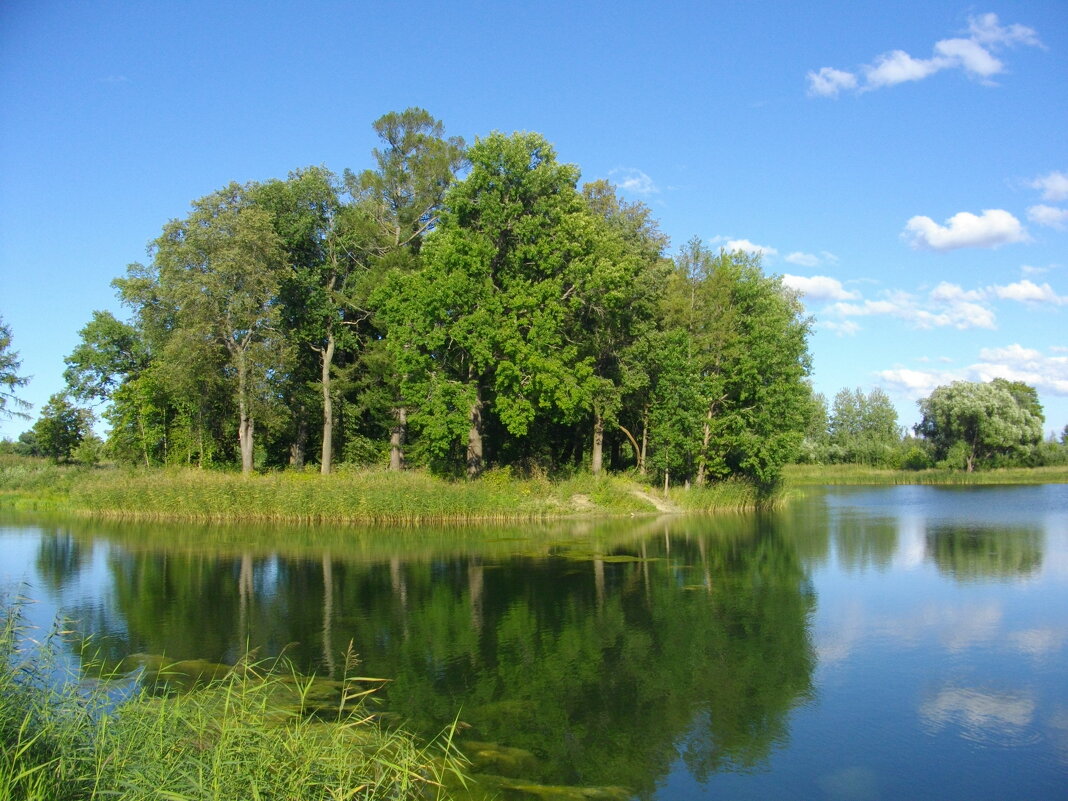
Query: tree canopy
0 315 31 419
52 111 815 486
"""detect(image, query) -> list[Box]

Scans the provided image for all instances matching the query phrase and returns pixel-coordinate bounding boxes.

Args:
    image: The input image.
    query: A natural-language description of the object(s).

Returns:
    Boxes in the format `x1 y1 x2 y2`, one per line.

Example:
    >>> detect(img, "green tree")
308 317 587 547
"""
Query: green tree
32 393 92 462
0 315 31 419
377 131 601 477
121 183 287 473
916 379 1044 471
351 108 466 471
64 310 148 403
662 241 812 485
828 386 901 465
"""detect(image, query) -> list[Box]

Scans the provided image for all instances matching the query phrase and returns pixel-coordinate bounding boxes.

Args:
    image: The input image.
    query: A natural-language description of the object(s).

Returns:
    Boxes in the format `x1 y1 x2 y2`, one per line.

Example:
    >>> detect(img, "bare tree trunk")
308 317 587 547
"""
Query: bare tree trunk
390 406 407 471
696 406 713 487
320 332 336 474
289 415 307 468
591 413 604 476
467 385 484 479
234 349 255 474
639 405 649 475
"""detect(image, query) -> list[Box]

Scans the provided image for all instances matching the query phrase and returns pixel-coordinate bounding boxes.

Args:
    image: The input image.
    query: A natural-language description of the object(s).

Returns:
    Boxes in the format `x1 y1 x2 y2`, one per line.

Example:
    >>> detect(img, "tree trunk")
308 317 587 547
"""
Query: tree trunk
591 413 604 476
639 406 649 475
289 415 307 468
467 386 484 479
390 406 407 471
239 412 255 474
320 333 336 474
696 407 713 487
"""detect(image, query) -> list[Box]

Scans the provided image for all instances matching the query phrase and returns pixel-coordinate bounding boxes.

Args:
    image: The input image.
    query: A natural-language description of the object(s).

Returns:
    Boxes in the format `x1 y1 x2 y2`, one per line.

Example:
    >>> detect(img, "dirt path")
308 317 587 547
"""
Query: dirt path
630 488 681 514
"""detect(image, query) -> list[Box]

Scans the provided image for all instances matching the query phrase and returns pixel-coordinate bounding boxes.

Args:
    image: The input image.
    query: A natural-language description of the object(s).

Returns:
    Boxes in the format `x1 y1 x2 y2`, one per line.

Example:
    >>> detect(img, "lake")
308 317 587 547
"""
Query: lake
2 484 1067 800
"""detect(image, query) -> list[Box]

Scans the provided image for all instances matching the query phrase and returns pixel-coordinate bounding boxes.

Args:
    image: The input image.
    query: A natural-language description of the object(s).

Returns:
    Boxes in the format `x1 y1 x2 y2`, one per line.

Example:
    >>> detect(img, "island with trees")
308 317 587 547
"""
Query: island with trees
2 110 1066 519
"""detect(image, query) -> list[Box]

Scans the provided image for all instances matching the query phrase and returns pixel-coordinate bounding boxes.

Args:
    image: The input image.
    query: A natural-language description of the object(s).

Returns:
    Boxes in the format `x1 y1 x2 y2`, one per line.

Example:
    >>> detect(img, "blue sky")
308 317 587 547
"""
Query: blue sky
2 0 1066 441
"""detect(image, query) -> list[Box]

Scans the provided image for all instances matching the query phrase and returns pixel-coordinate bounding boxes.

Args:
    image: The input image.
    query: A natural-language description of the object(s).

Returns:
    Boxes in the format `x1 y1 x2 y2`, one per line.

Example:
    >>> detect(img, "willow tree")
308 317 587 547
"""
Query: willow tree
134 183 286 473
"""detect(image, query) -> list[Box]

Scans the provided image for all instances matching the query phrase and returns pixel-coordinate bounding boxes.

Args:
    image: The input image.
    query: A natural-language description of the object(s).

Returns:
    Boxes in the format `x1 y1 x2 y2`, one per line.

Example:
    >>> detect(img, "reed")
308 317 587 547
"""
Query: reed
0 601 468 801
783 463 1068 486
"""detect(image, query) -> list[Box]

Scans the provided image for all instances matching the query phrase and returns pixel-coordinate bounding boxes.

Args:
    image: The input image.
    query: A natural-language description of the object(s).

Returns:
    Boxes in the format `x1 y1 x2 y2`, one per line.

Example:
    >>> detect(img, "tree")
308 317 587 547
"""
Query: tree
33 393 92 462
124 183 287 473
64 311 148 403
915 379 1044 471
0 315 31 419
828 387 901 465
376 131 601 477
662 242 812 485
351 108 466 471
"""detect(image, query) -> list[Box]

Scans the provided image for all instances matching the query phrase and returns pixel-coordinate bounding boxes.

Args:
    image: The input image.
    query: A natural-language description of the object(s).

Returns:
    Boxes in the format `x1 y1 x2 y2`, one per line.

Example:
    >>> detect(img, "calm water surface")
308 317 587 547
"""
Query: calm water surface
2 484 1067 800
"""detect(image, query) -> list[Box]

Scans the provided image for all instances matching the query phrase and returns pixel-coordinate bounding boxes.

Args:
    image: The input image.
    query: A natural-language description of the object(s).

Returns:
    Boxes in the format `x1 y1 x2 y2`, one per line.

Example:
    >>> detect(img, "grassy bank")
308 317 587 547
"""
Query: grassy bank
0 603 467 801
783 463 1068 486
0 455 767 522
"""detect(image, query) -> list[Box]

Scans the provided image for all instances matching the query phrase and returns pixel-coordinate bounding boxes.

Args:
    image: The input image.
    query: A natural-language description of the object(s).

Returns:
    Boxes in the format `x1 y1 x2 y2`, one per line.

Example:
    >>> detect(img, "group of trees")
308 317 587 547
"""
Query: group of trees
802 379 1066 471
12 109 813 485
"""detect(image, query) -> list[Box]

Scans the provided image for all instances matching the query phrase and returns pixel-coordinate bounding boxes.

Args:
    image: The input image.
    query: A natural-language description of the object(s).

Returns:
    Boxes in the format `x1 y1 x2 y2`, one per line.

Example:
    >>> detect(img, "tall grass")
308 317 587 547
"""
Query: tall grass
783 463 1068 486
0 601 468 801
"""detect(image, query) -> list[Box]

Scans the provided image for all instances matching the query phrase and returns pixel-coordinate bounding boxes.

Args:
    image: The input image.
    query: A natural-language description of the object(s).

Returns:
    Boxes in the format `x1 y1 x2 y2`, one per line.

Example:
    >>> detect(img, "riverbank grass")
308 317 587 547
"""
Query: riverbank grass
1 457 770 521
0 603 467 801
783 463 1068 486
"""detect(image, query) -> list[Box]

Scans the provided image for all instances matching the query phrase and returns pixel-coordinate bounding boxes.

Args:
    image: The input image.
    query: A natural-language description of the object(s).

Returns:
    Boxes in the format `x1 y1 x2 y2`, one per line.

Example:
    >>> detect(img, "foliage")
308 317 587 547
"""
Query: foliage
0 315 31 420
916 379 1044 472
31 394 92 464
57 112 813 489
0 601 467 801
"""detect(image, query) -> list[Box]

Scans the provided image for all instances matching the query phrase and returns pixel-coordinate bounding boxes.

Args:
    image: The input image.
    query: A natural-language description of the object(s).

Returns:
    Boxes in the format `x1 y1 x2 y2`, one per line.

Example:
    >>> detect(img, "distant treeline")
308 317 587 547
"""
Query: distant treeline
800 383 1068 471
34 109 812 485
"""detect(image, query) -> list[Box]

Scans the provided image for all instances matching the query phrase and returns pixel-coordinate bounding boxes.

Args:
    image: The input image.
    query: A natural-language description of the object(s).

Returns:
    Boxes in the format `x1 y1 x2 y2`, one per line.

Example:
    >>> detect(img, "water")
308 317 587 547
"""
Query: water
2 484 1067 800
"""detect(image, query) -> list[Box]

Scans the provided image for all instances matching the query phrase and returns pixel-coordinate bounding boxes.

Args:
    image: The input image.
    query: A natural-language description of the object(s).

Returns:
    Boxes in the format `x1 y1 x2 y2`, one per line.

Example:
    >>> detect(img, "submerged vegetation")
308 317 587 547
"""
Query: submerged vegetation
0 601 467 801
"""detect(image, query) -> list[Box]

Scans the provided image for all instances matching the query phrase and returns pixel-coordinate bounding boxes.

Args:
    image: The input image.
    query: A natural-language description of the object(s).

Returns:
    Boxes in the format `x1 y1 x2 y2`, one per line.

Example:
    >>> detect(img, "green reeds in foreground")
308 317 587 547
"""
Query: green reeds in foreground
0 602 467 801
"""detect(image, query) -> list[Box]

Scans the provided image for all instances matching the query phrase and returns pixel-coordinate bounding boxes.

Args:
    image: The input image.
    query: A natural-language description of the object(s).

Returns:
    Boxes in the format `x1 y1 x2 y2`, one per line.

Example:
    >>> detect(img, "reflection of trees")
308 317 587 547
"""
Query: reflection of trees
33 515 816 796
926 524 1043 581
34 528 91 593
833 515 897 572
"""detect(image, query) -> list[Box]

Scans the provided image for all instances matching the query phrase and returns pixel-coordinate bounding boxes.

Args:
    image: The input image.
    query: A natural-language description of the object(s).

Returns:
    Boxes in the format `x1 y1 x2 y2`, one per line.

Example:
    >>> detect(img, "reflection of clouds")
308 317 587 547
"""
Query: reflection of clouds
893 515 927 570
920 687 1039 747
1049 705 1068 764
816 599 1068 666
1007 628 1066 658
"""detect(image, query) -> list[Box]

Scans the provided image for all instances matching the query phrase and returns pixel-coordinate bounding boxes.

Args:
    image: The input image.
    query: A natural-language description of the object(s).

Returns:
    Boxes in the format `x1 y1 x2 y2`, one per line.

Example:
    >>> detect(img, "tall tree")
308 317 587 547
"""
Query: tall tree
663 241 812 485
349 108 466 470
376 131 598 477
0 315 31 419
578 180 670 475
129 183 287 473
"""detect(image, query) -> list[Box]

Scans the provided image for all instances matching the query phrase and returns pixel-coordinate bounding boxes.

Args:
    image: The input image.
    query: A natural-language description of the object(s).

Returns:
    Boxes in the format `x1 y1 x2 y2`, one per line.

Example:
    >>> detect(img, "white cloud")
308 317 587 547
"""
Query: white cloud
1021 264 1052 276
725 238 778 258
806 66 858 97
880 345 1068 399
1028 204 1068 230
784 251 821 267
809 13 1042 97
1029 171 1068 202
608 167 658 195
933 37 1003 80
903 209 1028 251
967 12 1042 48
825 282 998 330
782 274 860 301
864 49 943 88
989 279 1068 305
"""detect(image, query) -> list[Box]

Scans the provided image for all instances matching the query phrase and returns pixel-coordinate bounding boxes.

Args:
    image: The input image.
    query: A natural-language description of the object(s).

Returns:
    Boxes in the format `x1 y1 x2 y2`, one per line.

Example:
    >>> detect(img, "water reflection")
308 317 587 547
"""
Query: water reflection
24 515 816 797
925 524 1043 582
